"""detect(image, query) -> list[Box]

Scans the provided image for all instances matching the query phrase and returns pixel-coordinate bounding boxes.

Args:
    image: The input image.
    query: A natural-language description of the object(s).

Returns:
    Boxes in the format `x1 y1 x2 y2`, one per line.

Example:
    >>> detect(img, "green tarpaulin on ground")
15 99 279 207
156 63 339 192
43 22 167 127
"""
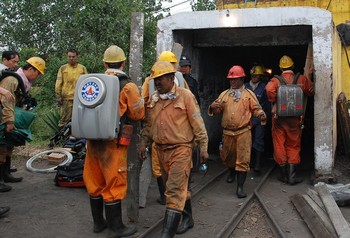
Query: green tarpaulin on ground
0 107 36 146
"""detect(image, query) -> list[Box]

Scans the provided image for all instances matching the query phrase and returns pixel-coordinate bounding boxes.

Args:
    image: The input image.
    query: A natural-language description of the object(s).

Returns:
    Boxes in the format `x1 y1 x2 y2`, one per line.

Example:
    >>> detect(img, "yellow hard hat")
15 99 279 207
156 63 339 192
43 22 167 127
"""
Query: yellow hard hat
158 51 178 63
26 57 46 75
103 45 126 63
279 55 294 69
250 65 265 75
150 60 176 79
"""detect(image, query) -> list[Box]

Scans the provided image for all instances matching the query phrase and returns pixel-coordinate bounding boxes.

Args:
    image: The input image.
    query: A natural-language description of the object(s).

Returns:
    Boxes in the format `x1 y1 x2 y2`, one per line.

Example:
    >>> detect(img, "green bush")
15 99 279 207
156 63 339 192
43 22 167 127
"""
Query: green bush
30 107 60 146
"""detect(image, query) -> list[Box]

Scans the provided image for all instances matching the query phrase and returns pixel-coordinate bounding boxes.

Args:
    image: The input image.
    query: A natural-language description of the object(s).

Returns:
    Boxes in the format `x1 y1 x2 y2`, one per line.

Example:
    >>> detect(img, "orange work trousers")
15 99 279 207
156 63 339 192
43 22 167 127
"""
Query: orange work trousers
83 140 128 202
151 142 162 178
271 117 301 165
220 130 251 172
156 145 192 212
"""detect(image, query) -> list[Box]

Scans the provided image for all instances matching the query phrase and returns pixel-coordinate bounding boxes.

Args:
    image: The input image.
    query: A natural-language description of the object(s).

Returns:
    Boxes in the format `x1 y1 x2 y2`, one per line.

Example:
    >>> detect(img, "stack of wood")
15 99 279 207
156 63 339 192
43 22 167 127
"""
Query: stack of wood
290 183 350 238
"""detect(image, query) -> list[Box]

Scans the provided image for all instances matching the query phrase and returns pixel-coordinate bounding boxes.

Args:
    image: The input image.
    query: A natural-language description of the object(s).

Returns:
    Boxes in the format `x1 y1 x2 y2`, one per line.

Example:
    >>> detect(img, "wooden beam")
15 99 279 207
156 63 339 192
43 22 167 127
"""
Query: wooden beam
307 188 325 210
302 194 337 237
171 42 183 69
315 184 350 238
290 194 334 238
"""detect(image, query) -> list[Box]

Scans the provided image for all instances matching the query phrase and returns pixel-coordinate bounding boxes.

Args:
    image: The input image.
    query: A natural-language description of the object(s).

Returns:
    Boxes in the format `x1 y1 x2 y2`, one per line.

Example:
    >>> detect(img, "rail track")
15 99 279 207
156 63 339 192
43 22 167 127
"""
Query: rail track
137 157 313 238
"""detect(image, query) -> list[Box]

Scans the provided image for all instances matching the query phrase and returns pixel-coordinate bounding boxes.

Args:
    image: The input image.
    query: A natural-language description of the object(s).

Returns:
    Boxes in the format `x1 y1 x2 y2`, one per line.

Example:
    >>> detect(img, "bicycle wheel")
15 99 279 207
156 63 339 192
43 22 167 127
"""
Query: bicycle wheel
26 149 73 173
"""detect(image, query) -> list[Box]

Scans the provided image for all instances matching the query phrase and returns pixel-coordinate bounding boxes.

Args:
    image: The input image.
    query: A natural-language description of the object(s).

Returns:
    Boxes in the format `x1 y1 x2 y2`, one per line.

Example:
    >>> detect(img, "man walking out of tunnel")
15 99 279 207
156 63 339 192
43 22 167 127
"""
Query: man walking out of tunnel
179 55 202 174
208 65 266 198
138 60 209 238
83 45 144 238
179 55 200 105
139 51 190 208
265 55 314 185
244 65 269 174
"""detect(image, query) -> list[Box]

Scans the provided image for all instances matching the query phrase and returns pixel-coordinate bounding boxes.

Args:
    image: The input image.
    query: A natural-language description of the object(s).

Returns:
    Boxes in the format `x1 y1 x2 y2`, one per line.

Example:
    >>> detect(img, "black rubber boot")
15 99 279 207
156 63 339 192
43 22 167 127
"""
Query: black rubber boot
249 150 255 169
0 206 10 217
278 164 288 184
0 164 12 192
7 154 17 172
226 168 236 183
89 196 107 233
105 200 136 238
161 209 181 238
236 171 247 198
10 166 17 173
3 157 22 183
176 199 194 234
254 151 263 174
156 177 166 205
288 164 303 185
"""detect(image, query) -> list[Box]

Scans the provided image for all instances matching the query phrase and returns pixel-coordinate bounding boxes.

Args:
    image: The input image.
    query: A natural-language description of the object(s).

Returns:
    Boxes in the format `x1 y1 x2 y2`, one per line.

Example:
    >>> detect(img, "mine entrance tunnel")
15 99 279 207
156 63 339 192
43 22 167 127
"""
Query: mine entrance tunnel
173 25 315 167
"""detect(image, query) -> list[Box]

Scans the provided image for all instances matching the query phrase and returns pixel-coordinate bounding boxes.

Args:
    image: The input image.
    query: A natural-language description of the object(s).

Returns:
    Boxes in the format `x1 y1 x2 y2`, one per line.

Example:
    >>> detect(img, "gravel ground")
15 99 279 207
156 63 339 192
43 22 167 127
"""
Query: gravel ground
233 201 275 238
1 145 350 238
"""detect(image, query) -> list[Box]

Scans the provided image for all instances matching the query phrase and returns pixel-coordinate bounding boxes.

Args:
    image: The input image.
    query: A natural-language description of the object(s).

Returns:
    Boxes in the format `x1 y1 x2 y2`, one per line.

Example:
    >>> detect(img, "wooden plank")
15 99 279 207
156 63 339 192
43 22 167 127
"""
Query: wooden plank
307 188 325 210
302 194 337 238
311 186 350 226
290 194 334 238
315 184 350 238
171 42 183 68
303 42 314 81
336 92 350 160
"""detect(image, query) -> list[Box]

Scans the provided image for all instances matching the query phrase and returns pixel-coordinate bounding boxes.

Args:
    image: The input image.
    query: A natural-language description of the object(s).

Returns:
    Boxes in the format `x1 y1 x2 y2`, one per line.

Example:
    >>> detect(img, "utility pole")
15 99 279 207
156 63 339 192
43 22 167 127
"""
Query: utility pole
126 12 144 222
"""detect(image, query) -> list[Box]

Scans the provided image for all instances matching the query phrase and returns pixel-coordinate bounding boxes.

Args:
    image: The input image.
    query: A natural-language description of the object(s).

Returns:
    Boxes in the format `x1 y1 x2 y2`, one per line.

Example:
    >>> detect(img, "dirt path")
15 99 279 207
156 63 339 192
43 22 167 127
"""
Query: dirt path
1 145 350 238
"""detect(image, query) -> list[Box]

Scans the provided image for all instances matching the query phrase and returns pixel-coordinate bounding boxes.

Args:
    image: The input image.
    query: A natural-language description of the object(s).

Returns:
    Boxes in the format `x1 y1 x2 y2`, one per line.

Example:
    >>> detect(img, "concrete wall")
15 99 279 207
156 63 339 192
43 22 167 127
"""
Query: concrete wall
157 7 334 174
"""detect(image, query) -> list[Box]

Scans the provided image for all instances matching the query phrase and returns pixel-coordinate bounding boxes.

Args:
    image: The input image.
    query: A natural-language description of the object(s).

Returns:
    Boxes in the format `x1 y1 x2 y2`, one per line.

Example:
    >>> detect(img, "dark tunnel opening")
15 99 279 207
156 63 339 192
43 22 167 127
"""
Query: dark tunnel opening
174 26 315 168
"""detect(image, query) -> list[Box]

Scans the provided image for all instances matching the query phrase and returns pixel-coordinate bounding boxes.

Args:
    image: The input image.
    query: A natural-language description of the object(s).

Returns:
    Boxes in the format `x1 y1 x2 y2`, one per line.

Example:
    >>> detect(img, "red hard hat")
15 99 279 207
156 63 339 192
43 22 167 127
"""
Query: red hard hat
227 65 246 79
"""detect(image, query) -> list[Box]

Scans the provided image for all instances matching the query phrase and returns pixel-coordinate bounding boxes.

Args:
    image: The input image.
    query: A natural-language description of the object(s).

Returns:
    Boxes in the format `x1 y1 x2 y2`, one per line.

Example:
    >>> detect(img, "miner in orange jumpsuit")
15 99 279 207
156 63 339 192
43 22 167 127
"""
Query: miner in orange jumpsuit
208 65 266 198
138 60 208 238
140 51 190 206
265 55 314 185
83 45 145 238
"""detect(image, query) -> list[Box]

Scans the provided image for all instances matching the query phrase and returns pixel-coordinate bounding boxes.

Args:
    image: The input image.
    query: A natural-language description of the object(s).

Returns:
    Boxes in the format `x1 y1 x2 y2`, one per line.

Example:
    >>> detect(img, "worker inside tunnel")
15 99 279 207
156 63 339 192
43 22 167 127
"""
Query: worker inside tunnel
173 25 315 169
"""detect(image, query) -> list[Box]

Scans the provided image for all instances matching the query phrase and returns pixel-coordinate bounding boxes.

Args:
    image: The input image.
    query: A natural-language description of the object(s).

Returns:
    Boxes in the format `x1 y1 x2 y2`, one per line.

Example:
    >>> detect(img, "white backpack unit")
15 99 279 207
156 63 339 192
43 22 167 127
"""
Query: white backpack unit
71 74 120 140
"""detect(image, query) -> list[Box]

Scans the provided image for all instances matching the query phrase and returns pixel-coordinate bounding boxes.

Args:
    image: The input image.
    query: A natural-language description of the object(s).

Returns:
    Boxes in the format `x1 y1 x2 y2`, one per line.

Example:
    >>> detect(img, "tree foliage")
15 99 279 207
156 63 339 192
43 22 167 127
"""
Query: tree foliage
0 0 163 101
0 0 164 144
191 0 216 11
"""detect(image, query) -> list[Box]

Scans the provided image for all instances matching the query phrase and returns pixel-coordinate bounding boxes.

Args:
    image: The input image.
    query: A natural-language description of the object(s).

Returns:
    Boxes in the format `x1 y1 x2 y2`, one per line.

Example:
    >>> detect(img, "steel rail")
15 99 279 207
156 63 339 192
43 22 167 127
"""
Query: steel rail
254 175 287 238
216 165 286 238
138 168 228 238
